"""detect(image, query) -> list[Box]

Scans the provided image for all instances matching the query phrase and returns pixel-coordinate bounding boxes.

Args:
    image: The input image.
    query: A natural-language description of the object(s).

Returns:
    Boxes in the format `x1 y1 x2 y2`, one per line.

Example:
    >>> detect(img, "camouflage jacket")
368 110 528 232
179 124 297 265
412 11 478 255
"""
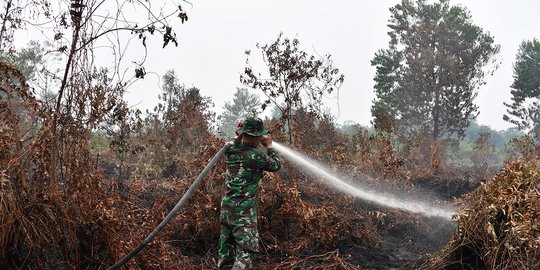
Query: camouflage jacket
221 141 281 211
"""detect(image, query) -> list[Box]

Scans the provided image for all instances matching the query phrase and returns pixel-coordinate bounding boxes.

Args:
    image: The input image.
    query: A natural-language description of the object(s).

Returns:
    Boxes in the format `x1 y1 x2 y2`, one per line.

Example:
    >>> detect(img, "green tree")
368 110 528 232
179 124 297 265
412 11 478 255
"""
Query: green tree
240 33 344 143
371 0 500 139
3 40 44 80
3 40 59 109
338 120 369 137
218 87 261 138
503 38 540 131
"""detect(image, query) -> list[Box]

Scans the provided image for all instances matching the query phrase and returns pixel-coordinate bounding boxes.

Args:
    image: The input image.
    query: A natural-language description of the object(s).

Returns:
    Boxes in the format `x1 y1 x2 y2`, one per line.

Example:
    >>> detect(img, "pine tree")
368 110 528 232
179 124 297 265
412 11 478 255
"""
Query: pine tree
503 38 540 132
372 0 500 139
218 88 261 138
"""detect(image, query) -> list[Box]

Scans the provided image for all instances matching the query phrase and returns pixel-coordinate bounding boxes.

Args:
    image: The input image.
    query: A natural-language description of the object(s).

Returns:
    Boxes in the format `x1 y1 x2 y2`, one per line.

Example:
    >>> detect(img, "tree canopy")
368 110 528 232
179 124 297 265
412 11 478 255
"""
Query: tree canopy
503 38 540 132
218 88 261 138
371 0 500 139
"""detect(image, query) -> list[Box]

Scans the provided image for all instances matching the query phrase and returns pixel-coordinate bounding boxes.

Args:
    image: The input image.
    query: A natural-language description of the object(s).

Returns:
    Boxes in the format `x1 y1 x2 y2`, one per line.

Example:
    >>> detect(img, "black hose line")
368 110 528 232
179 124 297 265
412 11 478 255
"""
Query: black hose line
107 143 231 270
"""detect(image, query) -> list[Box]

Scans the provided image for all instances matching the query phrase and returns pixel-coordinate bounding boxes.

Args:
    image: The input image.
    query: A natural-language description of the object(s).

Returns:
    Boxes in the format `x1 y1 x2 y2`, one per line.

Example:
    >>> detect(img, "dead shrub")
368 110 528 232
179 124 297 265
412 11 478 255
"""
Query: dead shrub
423 160 540 270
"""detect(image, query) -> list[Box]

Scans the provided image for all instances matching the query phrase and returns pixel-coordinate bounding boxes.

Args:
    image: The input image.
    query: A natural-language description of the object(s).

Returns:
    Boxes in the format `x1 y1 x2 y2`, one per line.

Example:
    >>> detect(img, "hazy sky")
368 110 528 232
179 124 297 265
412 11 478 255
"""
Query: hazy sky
14 0 540 130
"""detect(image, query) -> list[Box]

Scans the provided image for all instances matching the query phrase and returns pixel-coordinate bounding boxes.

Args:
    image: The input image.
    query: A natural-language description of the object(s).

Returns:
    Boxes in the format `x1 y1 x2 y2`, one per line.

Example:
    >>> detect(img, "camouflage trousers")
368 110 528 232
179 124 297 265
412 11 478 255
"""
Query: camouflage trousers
218 202 259 270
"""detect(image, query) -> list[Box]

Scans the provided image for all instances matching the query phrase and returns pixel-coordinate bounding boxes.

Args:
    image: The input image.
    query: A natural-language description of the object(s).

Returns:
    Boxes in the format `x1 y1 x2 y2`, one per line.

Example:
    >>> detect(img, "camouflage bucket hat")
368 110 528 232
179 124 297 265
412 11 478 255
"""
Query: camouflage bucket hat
239 117 268 136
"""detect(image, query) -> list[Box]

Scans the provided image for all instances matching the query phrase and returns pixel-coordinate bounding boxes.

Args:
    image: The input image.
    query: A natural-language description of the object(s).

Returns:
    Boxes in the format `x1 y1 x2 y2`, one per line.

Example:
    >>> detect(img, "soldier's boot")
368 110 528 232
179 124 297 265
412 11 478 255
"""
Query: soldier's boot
231 250 253 270
218 257 234 270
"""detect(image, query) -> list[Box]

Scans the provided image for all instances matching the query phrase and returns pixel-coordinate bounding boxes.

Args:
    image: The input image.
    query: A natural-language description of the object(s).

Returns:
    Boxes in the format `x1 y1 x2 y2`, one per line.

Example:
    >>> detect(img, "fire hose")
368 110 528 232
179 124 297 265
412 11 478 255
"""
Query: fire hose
107 143 231 270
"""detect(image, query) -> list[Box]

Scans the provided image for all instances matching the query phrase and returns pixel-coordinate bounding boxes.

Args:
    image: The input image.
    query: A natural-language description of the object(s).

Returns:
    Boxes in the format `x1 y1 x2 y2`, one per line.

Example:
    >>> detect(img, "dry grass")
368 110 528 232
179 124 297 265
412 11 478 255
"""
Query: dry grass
423 160 540 270
4 57 537 269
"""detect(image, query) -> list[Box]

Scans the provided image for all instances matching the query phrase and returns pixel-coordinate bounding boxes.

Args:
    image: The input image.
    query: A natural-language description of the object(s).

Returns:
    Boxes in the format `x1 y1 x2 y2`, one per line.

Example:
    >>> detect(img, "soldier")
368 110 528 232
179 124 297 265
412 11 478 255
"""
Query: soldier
218 117 281 270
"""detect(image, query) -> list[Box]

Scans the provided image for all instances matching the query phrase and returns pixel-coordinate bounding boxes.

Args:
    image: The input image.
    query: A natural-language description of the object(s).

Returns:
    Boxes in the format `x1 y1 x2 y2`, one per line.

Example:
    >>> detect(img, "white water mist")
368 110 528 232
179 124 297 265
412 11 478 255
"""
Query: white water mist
272 142 456 220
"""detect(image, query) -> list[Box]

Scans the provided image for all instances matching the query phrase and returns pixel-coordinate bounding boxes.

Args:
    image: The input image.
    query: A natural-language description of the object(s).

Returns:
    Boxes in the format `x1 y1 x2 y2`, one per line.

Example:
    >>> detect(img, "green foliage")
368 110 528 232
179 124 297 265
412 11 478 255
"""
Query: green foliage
338 120 524 168
463 121 523 148
89 131 110 155
2 40 61 110
503 38 540 131
337 121 373 137
446 122 525 166
371 47 402 122
372 0 500 139
218 88 261 138
4 1 540 268
2 40 44 80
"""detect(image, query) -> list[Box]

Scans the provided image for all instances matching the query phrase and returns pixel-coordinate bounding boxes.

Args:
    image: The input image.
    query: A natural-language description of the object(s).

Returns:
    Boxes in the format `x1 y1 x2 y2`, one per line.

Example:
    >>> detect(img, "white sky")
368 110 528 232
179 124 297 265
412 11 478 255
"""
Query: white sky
12 0 540 130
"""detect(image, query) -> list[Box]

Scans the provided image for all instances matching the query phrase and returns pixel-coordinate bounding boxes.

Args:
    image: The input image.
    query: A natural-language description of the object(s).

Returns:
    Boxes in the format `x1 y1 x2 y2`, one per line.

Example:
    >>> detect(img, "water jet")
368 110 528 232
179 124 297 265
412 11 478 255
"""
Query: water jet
273 142 456 220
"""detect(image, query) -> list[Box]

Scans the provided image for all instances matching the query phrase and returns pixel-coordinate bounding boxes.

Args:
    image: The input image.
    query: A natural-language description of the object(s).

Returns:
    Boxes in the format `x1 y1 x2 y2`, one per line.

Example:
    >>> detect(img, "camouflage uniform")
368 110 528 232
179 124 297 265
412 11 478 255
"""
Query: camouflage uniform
218 119 281 270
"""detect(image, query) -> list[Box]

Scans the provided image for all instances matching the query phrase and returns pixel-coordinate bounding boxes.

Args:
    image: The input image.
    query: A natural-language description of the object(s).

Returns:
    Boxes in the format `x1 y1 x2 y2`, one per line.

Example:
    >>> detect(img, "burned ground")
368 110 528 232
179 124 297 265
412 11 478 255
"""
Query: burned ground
2 58 538 269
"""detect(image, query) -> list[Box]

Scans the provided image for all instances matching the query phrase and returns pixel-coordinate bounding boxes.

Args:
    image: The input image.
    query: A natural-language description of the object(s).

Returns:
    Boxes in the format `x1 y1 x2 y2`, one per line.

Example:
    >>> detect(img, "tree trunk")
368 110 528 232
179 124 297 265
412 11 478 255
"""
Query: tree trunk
433 91 440 139
286 107 294 145
50 2 84 192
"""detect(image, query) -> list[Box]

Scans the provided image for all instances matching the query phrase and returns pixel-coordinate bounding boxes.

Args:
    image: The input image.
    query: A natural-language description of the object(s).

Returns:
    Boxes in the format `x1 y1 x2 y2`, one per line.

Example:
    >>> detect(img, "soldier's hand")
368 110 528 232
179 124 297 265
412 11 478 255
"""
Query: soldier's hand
261 135 273 148
233 122 244 142
234 122 243 136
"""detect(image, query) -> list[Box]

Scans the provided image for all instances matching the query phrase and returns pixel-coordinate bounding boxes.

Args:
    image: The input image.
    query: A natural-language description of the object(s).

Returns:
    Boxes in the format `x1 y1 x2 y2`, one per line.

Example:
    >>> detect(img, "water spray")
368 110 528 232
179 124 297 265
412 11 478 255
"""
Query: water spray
107 140 456 269
272 142 456 220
